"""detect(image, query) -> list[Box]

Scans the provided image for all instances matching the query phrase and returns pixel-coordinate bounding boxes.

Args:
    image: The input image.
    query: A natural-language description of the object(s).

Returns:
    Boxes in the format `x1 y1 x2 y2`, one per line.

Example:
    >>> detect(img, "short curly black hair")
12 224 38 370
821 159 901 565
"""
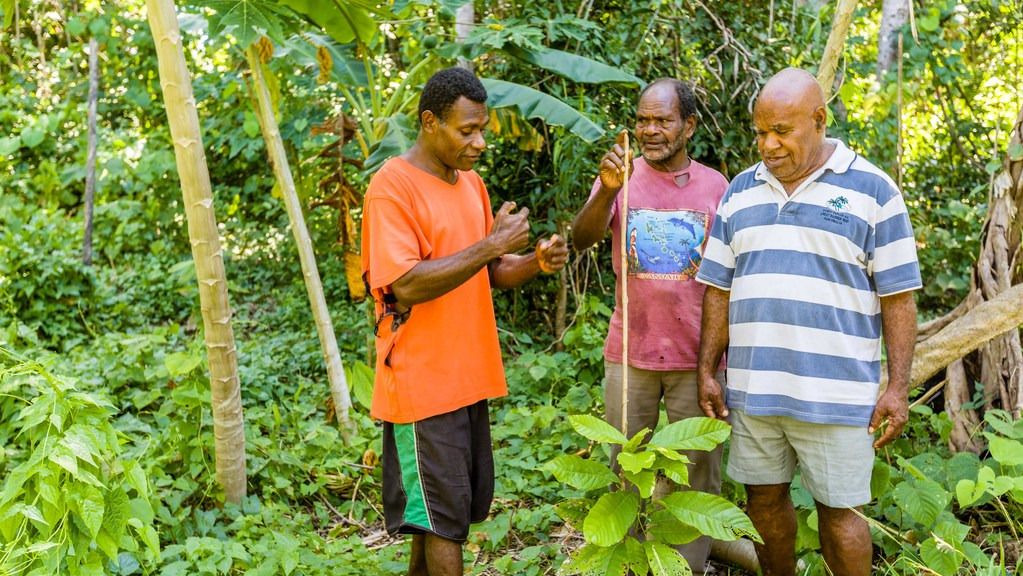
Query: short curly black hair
639 78 698 121
418 67 488 124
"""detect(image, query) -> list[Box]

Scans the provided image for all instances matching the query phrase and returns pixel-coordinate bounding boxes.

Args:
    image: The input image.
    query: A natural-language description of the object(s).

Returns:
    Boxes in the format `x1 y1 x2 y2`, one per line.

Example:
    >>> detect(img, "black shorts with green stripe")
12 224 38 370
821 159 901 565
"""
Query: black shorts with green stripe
382 399 494 542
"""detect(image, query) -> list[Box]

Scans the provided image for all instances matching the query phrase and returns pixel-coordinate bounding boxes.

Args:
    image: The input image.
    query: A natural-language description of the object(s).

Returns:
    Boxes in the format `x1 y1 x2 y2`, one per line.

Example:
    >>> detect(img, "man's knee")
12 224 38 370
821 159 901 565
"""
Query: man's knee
815 503 867 535
746 483 792 510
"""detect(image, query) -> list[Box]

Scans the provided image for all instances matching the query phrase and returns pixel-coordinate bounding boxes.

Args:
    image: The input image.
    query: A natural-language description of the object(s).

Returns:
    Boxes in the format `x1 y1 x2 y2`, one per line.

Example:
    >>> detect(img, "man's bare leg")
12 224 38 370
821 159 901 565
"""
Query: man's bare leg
408 534 427 576
816 503 871 576
424 533 463 576
746 483 797 576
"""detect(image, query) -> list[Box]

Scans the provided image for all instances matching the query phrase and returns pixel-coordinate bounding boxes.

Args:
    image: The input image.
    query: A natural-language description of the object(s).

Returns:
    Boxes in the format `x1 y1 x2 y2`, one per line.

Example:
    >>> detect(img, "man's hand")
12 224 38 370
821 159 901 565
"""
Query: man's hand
489 201 530 255
536 234 569 273
598 130 633 192
868 389 908 449
698 374 729 420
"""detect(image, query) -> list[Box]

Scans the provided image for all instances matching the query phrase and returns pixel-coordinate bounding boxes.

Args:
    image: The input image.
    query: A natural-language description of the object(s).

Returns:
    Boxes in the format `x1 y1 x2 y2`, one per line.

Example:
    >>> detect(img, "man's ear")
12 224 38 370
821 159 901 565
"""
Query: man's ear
683 115 697 139
420 110 438 134
813 106 827 132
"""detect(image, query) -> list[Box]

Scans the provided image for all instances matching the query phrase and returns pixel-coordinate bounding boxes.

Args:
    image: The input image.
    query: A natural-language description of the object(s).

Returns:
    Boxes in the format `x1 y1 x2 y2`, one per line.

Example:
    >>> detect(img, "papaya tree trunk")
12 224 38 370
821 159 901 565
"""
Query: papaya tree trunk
82 36 99 266
245 44 354 436
146 0 247 503
817 0 858 101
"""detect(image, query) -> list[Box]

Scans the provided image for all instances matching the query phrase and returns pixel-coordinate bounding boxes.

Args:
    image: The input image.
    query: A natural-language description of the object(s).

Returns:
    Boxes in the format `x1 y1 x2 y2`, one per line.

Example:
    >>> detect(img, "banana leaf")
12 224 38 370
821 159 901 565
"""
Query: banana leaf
481 78 605 143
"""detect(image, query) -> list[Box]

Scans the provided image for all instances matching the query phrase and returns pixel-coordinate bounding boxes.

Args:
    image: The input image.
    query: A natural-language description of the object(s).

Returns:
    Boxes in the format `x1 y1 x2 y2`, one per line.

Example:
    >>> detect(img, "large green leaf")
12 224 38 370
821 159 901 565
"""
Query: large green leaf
545 455 618 491
892 478 949 527
505 45 644 86
205 0 286 47
1 0 14 28
648 417 730 451
659 492 760 542
364 114 417 173
647 509 702 545
644 541 692 576
583 492 639 547
561 539 645 576
280 0 377 44
985 433 1023 466
919 536 962 576
345 360 375 411
568 414 628 444
481 78 605 143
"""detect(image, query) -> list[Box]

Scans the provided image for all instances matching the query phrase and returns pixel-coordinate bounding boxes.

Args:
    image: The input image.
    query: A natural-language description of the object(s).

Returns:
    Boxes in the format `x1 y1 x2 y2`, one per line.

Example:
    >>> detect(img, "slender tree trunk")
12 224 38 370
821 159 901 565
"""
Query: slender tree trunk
82 37 99 266
817 0 858 102
146 0 247 503
455 2 473 69
877 0 909 77
945 359 984 453
245 45 355 436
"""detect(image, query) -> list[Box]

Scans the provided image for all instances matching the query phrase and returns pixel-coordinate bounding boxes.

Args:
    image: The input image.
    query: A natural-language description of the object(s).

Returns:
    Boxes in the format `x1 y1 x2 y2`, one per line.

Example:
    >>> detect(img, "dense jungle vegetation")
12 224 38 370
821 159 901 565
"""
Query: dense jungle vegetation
1 0 1022 574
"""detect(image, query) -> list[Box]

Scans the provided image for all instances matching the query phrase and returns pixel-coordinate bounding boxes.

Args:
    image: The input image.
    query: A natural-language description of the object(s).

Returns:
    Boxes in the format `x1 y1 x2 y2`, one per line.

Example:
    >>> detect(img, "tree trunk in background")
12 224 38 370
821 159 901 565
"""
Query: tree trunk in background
146 0 247 504
817 0 858 102
246 44 355 437
455 2 473 69
82 37 99 266
911 103 1023 448
877 0 909 77
971 104 1023 418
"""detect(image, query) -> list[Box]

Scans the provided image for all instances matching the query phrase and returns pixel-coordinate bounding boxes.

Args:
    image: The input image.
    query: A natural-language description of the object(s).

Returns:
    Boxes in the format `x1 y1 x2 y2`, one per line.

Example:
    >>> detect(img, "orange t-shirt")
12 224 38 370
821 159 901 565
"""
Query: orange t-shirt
360 156 508 423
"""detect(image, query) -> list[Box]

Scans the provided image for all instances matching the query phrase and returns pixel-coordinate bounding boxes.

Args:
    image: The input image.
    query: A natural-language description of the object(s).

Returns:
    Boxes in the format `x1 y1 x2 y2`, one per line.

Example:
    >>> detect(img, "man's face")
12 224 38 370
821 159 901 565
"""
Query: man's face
635 86 695 167
425 96 489 171
752 97 826 184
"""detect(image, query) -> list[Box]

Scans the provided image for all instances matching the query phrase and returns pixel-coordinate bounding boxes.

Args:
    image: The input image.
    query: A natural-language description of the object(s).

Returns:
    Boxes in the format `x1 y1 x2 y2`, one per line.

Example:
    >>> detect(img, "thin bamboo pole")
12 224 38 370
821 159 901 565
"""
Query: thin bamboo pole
82 37 99 266
245 45 355 438
817 0 858 102
619 133 630 436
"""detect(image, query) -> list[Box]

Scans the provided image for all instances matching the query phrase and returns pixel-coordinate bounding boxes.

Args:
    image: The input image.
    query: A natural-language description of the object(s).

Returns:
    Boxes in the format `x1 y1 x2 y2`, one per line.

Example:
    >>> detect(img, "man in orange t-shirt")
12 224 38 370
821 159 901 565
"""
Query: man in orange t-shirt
361 67 568 576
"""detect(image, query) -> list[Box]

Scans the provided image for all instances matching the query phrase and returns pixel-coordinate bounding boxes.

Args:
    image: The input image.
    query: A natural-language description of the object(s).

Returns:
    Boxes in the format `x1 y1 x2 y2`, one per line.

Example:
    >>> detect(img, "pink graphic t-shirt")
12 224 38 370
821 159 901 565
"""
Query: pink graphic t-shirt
589 157 728 370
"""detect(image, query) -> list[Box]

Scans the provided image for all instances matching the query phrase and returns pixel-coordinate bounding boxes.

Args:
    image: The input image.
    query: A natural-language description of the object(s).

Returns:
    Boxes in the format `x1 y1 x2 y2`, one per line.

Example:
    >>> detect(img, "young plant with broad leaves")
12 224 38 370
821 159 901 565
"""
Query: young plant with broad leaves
0 347 159 575
545 414 760 576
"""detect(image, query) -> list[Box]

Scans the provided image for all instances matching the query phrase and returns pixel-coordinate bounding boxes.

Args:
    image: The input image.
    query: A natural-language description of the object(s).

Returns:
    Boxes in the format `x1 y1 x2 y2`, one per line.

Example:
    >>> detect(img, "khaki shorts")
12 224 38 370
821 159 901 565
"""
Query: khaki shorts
727 410 874 508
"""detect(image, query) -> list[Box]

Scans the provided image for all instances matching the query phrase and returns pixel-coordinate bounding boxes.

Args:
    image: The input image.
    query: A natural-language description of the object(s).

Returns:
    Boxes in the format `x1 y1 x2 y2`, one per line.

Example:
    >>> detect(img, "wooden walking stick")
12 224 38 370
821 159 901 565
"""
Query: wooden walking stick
619 132 631 436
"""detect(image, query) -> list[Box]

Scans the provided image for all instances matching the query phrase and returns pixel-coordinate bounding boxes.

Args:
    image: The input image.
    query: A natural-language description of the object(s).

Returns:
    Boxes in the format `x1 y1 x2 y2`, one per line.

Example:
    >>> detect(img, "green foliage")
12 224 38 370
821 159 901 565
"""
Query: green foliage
0 348 159 575
548 416 758 575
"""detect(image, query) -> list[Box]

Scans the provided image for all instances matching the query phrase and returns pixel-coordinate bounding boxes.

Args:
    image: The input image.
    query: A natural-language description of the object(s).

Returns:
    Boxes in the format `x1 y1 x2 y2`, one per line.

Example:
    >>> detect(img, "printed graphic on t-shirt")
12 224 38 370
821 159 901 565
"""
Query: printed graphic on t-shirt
625 208 709 280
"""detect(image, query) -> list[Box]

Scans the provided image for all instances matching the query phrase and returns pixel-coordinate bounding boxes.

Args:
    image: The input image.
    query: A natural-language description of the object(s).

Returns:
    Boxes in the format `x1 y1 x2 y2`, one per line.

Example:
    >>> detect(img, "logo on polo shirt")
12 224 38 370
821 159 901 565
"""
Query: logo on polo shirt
821 195 851 225
827 195 850 211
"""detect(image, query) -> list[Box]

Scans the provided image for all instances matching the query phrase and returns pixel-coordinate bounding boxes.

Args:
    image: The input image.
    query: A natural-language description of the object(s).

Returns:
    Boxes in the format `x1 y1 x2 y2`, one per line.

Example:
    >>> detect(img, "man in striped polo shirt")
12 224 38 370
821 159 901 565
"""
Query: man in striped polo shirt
696 68 921 576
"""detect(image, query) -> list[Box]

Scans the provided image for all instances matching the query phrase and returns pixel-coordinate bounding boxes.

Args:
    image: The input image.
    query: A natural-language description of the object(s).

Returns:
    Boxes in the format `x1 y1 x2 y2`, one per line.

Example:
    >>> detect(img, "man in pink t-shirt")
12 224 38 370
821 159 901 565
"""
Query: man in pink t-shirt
571 78 728 575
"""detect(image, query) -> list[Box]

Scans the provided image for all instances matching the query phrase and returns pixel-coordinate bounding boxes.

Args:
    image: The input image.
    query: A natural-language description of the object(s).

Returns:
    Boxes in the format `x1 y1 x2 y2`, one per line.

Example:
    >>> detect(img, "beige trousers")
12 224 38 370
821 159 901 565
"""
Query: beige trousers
603 361 726 575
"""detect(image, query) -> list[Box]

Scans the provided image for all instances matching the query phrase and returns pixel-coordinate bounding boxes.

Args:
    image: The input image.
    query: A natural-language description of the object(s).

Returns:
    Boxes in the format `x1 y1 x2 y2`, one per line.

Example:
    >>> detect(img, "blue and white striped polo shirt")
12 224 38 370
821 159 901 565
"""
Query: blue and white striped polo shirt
696 139 922 427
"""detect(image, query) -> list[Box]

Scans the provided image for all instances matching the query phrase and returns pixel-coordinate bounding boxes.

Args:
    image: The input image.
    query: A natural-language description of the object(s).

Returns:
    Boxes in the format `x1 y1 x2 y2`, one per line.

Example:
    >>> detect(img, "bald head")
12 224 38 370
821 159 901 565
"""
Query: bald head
752 68 833 189
756 67 825 116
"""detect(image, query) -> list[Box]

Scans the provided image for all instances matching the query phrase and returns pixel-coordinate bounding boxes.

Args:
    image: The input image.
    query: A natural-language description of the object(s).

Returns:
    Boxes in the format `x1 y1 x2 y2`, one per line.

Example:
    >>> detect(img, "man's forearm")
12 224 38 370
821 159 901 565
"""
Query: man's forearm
698 286 731 378
571 186 617 251
391 238 501 307
880 290 918 395
489 253 541 290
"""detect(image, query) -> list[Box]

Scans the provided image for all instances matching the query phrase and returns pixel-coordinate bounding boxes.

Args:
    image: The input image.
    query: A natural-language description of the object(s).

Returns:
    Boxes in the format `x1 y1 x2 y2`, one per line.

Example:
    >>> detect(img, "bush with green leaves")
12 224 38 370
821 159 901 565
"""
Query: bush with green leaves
0 347 160 575
546 415 759 575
